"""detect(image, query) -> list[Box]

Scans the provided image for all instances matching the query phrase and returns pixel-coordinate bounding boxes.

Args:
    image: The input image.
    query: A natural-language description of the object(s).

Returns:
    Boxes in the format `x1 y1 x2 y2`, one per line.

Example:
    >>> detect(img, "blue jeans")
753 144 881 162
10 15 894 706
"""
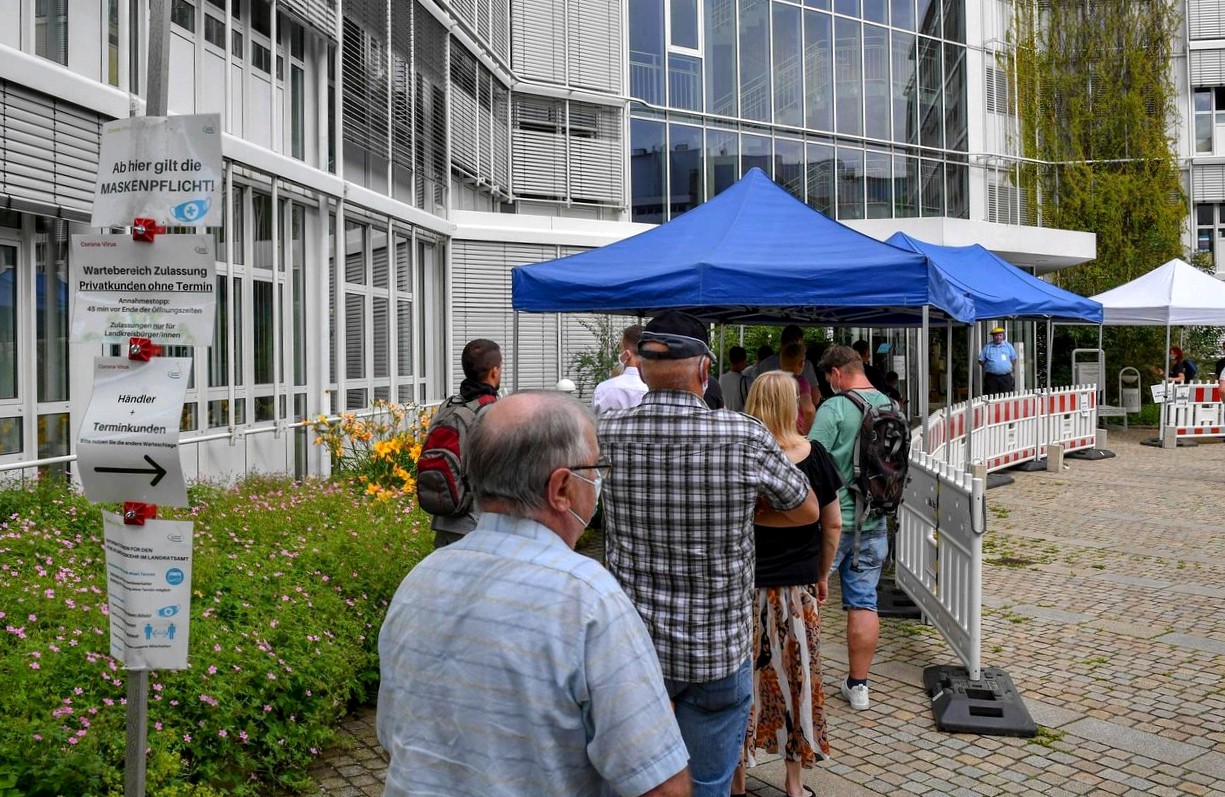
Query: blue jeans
664 659 752 797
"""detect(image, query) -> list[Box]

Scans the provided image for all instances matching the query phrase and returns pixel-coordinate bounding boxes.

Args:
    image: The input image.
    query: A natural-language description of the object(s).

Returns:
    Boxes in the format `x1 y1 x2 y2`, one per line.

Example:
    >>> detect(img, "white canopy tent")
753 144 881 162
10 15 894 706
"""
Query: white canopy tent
1090 258 1225 442
1091 258 1225 325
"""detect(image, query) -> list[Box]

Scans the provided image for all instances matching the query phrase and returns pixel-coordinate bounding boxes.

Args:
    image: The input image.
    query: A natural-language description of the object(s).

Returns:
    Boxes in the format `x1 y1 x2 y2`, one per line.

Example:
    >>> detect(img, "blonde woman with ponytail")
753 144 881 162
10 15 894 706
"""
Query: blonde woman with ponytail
732 371 843 797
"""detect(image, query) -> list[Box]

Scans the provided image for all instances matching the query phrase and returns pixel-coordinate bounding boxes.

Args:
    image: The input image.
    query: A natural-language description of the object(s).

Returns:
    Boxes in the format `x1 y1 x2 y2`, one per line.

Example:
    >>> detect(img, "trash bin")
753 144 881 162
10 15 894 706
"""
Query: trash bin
1120 367 1141 413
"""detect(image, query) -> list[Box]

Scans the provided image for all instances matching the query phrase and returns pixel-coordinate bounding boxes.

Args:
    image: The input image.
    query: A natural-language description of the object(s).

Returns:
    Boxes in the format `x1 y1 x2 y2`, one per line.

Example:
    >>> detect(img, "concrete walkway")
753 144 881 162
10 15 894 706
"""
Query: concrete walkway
304 427 1225 796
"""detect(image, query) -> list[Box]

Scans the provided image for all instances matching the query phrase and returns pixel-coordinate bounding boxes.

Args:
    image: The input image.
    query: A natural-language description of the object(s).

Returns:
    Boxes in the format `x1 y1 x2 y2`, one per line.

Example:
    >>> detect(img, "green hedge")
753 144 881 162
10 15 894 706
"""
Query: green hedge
0 474 432 796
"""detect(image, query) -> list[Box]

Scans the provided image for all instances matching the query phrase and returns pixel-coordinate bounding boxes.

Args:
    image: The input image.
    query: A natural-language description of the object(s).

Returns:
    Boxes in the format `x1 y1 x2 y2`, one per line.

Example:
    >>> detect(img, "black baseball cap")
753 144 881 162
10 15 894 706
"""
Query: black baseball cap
638 311 712 360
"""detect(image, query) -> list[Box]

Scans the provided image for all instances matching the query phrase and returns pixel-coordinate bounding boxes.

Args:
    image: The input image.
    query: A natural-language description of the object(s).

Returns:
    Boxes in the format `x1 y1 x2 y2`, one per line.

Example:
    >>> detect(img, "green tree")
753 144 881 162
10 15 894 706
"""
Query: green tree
1010 0 1213 389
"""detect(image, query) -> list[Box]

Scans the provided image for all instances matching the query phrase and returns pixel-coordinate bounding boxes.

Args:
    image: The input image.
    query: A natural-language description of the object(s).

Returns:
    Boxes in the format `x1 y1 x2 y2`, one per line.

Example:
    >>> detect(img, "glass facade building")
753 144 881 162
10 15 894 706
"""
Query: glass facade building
629 0 968 224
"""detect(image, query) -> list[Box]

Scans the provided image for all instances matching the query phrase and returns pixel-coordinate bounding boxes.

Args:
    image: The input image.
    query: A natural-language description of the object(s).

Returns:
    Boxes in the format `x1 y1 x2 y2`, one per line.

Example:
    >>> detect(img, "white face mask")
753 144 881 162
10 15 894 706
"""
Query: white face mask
567 471 603 528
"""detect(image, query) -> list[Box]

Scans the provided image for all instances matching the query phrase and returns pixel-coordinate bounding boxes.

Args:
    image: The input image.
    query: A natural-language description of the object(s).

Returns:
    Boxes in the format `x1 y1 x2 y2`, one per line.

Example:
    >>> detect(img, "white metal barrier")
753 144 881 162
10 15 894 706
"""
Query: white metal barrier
1160 382 1225 441
896 450 986 680
975 393 1041 472
1037 385 1098 455
900 384 1100 682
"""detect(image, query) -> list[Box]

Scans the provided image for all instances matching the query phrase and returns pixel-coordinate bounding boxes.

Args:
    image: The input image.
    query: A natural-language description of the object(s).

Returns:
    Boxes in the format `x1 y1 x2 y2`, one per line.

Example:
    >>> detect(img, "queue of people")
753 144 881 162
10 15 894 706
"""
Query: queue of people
378 318 903 797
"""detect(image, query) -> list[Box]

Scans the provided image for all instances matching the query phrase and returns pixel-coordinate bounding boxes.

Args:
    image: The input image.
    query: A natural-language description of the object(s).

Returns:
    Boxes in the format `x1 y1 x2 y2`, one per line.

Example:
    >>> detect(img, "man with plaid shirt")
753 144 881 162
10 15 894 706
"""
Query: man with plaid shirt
599 311 819 797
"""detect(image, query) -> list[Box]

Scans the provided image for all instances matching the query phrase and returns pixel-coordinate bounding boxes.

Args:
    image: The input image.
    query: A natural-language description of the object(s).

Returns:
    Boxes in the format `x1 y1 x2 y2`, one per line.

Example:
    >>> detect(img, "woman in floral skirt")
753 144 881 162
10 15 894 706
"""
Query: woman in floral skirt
732 371 844 797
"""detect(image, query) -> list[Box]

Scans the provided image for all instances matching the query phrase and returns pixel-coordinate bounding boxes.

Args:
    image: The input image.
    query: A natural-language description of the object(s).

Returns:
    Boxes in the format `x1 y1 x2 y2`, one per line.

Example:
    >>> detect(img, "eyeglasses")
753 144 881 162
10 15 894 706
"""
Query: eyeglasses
567 459 612 481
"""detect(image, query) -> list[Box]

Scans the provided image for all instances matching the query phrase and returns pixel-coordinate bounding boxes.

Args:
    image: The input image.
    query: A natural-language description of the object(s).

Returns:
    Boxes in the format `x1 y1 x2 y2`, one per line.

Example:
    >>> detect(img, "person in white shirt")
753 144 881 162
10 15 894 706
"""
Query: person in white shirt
719 346 752 413
593 325 648 416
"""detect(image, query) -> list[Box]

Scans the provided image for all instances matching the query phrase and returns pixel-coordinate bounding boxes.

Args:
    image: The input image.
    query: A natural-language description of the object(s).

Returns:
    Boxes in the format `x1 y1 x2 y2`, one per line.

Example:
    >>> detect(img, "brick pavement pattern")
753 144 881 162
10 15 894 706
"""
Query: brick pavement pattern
304 428 1225 796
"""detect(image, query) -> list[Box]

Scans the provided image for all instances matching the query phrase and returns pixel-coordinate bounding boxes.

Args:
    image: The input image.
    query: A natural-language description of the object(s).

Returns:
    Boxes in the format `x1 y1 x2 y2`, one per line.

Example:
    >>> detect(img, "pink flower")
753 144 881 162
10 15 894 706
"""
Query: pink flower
29 662 40 670
217 729 228 738
183 733 192 743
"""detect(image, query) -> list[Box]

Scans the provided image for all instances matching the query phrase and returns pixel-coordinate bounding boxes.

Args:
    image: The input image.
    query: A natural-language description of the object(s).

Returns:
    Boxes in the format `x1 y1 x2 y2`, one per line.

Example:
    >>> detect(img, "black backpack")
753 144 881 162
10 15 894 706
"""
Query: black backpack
415 394 496 517
839 390 911 524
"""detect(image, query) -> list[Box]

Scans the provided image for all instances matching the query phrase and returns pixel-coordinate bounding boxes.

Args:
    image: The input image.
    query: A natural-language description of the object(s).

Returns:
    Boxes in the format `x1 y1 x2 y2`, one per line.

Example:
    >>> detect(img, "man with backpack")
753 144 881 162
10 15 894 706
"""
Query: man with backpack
416 338 502 549
810 344 909 712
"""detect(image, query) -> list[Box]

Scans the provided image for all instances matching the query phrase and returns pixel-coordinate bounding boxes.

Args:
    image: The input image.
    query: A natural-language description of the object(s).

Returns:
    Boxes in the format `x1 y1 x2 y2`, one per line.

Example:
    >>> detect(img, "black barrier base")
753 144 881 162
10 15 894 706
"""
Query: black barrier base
985 473 1014 490
1066 448 1116 460
1011 458 1048 472
876 574 923 619
1140 437 1197 448
923 665 1037 737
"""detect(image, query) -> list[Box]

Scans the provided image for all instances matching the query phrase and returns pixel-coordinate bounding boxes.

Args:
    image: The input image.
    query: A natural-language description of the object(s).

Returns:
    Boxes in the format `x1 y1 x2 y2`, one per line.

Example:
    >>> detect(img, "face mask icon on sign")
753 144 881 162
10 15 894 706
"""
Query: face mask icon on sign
170 198 210 223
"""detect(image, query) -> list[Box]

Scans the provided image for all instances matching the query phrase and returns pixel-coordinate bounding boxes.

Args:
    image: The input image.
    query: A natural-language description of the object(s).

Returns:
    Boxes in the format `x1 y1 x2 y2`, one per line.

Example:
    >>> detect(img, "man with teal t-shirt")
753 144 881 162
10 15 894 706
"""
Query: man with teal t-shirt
809 344 894 712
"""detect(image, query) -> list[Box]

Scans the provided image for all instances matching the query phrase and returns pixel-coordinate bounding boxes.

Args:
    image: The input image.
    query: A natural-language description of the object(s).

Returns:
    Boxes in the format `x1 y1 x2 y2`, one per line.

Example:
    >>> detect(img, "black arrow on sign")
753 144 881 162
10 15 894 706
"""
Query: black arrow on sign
94 455 167 487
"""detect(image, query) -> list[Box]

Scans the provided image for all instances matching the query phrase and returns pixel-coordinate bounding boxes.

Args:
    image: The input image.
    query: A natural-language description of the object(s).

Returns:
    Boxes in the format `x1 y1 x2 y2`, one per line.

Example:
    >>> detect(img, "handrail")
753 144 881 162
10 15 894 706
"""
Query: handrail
0 400 443 478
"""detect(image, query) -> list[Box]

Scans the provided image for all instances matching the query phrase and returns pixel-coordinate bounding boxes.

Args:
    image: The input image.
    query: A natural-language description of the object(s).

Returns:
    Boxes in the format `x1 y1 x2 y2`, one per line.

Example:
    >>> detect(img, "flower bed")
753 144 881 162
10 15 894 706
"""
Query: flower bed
0 474 432 796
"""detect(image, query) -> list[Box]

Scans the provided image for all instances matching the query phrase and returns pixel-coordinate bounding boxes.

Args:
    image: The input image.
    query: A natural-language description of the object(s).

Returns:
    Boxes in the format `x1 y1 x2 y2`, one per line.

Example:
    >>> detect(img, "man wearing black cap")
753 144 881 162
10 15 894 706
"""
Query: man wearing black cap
978 326 1017 395
598 310 819 797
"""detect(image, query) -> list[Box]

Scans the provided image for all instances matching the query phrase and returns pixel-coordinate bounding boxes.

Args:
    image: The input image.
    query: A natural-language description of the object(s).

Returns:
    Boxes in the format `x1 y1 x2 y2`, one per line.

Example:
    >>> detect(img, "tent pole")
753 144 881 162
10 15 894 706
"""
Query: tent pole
1097 324 1105 402
513 311 521 393
719 324 726 376
965 323 976 471
1046 320 1054 389
1160 324 1171 444
919 307 930 451
945 325 953 408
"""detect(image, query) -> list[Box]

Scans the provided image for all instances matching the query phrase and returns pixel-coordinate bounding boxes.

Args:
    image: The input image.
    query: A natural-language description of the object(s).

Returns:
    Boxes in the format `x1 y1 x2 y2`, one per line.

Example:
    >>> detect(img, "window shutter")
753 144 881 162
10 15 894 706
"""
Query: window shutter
1191 50 1225 86
0 81 101 223
1190 0 1225 39
341 2 389 157
491 0 510 62
492 83 510 192
390 2 413 171
345 293 366 379
451 47 480 177
512 95 567 198
512 0 564 83
1194 164 1225 201
568 0 623 93
569 101 622 204
415 4 448 204
373 296 389 378
279 0 337 40
453 0 477 29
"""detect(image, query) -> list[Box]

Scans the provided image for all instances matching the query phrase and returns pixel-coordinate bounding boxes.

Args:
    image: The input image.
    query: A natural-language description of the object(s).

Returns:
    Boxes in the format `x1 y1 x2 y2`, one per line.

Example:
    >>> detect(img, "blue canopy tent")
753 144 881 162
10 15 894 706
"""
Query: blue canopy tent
885 233 1102 324
511 168 976 327
887 232 1105 421
509 168 985 436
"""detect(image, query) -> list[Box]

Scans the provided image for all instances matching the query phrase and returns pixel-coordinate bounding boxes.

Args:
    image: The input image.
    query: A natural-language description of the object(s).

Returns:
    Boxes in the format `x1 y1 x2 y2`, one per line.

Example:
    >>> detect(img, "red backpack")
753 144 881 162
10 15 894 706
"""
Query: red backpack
415 394 496 517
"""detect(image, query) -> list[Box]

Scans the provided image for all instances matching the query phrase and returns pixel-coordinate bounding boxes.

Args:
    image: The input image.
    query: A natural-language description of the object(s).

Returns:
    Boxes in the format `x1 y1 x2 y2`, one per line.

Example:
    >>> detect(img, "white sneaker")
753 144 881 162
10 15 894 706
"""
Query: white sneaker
840 679 870 710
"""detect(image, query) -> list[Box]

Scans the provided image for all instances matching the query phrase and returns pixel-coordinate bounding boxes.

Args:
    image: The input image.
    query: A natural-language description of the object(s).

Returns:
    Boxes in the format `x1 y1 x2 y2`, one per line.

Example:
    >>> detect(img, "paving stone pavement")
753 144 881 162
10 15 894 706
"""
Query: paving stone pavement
303 427 1225 796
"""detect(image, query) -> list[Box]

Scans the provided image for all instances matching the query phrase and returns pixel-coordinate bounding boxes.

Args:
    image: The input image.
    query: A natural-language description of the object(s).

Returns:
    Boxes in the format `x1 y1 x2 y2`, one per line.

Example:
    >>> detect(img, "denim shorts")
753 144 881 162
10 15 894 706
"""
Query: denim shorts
830 530 889 611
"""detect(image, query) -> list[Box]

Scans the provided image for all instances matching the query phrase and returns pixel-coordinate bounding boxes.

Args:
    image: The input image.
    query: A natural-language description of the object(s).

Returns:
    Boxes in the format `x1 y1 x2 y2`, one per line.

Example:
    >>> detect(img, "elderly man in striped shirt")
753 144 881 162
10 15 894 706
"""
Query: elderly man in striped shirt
378 390 691 797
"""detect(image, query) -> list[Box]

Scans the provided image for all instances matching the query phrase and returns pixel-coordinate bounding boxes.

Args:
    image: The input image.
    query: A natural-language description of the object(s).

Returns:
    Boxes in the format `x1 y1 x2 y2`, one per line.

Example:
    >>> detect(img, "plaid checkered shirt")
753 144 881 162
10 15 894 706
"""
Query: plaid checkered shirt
598 389 810 683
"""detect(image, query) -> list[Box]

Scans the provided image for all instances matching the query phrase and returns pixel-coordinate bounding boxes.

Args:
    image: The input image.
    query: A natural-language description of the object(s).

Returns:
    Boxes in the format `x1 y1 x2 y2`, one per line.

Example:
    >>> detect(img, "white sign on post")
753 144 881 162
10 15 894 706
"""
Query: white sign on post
70 235 216 346
91 113 222 228
77 357 191 507
102 511 193 670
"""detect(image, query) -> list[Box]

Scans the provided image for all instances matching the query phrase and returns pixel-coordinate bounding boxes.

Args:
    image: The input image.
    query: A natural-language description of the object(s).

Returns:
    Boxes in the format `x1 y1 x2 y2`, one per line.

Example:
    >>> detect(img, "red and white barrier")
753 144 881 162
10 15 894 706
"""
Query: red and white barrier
1163 382 1225 440
1039 385 1098 455
976 393 1041 472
